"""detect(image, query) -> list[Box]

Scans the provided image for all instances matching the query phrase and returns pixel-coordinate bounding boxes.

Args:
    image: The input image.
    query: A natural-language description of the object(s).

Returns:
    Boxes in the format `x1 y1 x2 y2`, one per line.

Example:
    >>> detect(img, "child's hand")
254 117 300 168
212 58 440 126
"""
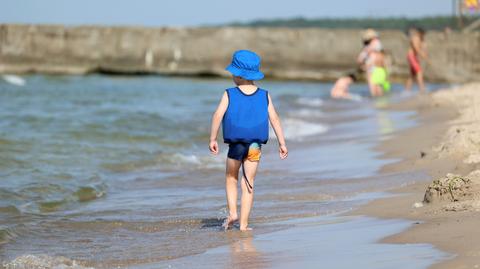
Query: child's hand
209 140 219 155
279 144 288 159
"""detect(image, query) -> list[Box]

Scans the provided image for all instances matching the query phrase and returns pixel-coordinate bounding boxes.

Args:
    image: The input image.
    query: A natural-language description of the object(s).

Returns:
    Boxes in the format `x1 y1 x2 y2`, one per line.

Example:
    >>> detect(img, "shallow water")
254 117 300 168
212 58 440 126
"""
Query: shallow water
0 75 446 268
152 215 451 269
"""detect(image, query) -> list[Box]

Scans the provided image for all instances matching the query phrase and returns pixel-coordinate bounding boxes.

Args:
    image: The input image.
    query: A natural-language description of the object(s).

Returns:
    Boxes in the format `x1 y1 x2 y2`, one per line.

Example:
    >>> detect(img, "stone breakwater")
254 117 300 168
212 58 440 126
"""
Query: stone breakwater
0 24 479 82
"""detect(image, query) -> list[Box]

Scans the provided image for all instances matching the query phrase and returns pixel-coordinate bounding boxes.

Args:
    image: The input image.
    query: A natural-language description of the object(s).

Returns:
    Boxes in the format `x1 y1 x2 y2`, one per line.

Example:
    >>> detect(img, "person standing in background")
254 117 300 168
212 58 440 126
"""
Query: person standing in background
331 29 390 98
357 29 383 73
406 27 428 92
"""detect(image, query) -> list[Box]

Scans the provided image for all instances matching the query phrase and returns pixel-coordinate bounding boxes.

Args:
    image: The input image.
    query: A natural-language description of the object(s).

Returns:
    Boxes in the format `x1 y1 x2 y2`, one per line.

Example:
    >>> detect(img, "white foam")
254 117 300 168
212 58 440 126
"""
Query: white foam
202 150 228 169
168 152 226 170
4 254 94 269
346 93 363 102
289 108 324 118
274 118 329 141
171 153 202 165
295 97 323 107
2 75 26 86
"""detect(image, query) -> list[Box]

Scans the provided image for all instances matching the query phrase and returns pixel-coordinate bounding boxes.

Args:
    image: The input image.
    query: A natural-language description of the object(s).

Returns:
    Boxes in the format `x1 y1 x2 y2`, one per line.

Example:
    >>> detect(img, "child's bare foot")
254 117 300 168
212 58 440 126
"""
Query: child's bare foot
239 226 253 231
222 215 238 231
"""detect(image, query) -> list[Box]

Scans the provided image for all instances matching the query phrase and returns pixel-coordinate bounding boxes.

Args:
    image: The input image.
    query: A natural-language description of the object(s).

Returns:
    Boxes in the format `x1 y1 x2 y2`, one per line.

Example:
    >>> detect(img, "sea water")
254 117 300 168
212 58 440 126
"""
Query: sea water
0 75 447 268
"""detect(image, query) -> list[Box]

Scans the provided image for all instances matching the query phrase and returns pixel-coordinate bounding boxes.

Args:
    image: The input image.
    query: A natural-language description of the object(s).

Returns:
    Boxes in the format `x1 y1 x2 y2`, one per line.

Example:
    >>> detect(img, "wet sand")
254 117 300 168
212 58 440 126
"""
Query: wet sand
144 215 448 269
355 83 480 268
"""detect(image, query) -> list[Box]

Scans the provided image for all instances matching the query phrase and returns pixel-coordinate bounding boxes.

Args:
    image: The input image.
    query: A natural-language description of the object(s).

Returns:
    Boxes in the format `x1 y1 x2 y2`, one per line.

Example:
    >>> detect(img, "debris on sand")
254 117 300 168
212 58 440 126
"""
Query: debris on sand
424 173 471 203
423 170 480 212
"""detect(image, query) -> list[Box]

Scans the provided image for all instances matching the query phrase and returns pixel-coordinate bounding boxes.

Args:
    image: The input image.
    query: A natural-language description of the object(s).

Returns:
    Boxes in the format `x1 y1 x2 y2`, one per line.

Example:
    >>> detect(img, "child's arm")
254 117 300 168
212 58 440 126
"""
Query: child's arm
267 93 288 159
357 48 368 66
209 91 229 155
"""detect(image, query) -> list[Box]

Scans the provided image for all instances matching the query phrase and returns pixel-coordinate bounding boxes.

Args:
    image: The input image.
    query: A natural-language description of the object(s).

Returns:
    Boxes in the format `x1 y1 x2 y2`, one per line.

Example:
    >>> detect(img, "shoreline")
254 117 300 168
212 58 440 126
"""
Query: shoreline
354 83 480 268
154 215 447 269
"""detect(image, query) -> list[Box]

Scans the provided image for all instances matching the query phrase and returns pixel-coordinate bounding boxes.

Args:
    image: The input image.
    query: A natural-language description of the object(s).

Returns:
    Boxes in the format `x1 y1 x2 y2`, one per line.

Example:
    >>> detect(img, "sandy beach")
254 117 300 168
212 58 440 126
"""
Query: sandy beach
356 82 480 268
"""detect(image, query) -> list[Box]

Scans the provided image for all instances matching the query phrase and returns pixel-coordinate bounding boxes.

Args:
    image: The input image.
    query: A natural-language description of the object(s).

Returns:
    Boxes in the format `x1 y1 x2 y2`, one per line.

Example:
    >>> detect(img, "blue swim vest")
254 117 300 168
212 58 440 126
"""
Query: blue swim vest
222 87 269 144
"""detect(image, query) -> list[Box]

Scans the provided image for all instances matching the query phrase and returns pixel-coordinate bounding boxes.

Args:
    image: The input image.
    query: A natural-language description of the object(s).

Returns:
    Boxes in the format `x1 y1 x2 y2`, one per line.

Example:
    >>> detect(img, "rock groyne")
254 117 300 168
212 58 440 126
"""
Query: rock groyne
0 24 479 82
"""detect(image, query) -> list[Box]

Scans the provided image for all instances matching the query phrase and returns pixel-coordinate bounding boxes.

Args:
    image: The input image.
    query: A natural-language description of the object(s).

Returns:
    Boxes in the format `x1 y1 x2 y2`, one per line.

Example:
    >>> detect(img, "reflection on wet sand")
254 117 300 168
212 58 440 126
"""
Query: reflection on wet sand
377 111 395 135
226 232 268 269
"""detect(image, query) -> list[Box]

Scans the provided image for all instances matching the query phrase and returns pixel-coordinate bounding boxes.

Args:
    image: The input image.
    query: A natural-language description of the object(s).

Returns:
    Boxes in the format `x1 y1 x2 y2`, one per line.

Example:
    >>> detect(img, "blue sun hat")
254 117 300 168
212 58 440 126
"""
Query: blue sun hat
226 50 264 80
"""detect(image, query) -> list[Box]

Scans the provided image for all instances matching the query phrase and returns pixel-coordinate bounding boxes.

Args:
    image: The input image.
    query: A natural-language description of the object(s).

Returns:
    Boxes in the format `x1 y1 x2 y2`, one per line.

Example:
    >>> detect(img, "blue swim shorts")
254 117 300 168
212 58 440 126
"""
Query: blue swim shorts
227 142 262 162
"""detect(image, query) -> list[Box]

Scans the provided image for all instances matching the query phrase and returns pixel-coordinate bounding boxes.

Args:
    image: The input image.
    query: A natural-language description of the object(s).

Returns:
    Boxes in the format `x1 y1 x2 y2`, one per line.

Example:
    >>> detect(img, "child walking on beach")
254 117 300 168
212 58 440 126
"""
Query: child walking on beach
209 50 288 231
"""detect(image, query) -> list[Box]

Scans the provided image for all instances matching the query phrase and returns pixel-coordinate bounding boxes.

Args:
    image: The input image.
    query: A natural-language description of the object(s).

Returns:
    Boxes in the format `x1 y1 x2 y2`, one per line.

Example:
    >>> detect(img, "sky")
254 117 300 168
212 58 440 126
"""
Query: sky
2 0 455 27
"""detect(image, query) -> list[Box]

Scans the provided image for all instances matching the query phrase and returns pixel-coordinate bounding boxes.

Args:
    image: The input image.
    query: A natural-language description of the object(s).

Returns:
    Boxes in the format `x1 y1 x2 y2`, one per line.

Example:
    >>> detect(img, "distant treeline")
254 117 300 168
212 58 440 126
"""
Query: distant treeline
228 16 480 31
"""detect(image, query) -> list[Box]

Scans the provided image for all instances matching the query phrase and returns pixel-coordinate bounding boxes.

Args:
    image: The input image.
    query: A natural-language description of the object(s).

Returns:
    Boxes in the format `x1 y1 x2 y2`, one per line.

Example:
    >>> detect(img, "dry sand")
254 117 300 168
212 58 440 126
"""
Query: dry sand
355 83 480 268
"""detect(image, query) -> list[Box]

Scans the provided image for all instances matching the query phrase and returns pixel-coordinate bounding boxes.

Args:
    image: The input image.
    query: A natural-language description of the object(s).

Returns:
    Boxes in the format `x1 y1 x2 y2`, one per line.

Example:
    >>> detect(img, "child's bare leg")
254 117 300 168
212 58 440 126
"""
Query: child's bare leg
225 158 241 228
369 82 381 97
405 77 413 91
416 72 425 92
239 159 259 231
375 85 383 96
368 83 375 97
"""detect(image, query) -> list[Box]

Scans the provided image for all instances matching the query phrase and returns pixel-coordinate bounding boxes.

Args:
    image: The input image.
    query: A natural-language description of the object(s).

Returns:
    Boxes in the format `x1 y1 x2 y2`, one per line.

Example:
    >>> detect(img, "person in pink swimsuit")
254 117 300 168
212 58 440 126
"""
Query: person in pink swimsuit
406 27 428 92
